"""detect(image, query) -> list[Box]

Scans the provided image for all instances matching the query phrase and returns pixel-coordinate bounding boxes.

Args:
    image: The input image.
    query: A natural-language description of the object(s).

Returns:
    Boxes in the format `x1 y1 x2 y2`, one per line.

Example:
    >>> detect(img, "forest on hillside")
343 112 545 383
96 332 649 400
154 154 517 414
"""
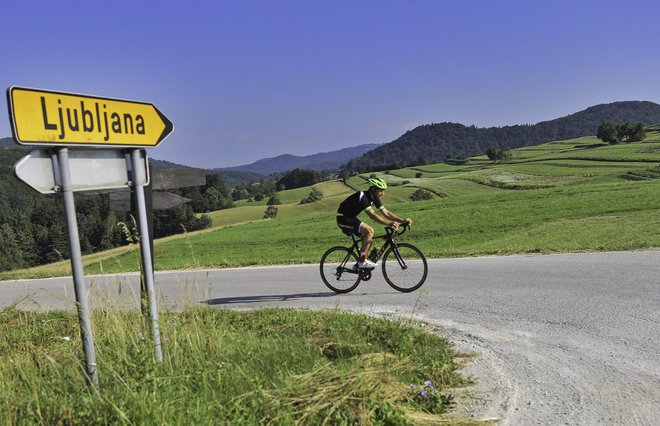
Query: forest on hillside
346 101 660 172
0 145 233 272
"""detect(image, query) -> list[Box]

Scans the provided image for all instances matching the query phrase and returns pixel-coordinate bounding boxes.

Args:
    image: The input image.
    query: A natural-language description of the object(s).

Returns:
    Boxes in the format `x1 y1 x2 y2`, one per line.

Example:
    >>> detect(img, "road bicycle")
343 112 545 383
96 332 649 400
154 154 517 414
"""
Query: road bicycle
320 223 428 293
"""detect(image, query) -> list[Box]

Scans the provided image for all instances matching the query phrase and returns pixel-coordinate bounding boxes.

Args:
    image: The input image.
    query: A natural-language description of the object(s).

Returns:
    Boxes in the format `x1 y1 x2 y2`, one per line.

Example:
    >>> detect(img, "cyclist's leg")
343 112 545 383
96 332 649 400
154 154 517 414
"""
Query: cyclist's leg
337 216 363 269
358 222 374 260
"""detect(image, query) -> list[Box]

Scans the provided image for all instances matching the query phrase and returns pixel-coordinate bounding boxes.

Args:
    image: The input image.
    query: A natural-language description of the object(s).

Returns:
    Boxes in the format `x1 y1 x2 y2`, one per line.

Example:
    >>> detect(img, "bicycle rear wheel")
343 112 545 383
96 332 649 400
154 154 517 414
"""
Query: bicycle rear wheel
381 243 428 292
320 246 361 293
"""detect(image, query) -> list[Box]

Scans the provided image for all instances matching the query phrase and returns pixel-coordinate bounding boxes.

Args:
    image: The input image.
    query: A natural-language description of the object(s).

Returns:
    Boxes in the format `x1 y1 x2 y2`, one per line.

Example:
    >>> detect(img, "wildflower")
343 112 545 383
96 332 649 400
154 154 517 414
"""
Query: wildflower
424 380 434 389
421 390 428 398
60 336 71 342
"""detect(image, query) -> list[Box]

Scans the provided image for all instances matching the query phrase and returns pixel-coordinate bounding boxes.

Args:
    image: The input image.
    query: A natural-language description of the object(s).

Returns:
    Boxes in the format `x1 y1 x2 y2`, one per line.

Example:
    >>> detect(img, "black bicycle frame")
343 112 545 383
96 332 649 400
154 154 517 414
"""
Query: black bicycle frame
340 228 402 274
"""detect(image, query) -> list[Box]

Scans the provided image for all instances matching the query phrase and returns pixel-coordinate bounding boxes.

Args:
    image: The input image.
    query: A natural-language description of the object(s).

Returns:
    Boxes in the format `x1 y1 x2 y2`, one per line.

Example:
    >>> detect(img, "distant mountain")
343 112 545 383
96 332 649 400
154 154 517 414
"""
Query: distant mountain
346 101 660 171
148 158 191 170
214 143 380 175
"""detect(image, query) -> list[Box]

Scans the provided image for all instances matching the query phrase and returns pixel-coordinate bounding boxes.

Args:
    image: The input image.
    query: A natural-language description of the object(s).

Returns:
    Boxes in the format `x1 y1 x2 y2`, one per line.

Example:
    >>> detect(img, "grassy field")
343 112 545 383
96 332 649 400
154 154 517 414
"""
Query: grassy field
2 132 660 424
0 308 475 425
2 133 660 280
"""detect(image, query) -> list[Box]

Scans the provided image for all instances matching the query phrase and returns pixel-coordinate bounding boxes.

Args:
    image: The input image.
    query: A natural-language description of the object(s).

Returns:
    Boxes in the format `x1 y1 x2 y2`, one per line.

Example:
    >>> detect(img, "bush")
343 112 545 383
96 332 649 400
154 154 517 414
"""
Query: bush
410 189 433 201
300 187 323 204
263 205 278 219
486 145 512 163
415 172 423 178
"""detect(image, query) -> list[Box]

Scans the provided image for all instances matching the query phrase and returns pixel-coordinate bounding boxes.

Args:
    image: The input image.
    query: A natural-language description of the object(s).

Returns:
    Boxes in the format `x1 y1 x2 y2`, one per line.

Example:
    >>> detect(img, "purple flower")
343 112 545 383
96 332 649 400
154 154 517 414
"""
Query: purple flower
424 380 434 389
421 390 428 398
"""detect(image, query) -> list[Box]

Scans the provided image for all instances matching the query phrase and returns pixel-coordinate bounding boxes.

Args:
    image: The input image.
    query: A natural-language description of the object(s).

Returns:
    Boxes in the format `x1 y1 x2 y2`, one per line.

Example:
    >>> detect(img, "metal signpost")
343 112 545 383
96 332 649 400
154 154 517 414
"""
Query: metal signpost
7 86 173 386
108 167 206 318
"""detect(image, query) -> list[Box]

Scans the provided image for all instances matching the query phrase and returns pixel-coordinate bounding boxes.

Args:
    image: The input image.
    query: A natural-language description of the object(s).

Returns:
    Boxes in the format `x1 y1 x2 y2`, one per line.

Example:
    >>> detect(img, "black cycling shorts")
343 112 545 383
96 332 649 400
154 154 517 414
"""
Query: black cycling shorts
336 216 362 236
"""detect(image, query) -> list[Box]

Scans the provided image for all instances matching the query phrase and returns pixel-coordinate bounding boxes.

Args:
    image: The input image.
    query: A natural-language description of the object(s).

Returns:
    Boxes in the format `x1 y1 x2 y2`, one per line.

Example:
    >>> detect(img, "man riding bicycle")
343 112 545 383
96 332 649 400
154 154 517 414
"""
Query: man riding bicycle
336 177 412 269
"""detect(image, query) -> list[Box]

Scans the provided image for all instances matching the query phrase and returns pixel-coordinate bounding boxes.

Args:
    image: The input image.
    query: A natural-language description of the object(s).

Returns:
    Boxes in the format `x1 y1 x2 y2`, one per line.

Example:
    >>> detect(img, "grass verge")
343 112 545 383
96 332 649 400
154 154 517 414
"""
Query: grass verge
0 307 480 425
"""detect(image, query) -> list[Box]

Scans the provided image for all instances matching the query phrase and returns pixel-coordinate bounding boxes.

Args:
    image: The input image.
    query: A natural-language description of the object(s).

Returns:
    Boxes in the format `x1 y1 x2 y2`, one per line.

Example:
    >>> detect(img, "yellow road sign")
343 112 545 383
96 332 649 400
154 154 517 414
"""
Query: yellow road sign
7 86 173 147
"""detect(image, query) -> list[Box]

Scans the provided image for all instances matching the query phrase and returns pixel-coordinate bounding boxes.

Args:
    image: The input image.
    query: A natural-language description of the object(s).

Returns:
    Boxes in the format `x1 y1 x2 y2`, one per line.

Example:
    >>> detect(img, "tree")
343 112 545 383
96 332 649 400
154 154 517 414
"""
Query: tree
597 121 646 144
616 122 634 143
0 223 25 271
276 168 320 190
628 123 646 142
485 145 512 163
232 186 250 201
486 145 501 162
267 195 281 206
263 205 278 219
338 167 350 183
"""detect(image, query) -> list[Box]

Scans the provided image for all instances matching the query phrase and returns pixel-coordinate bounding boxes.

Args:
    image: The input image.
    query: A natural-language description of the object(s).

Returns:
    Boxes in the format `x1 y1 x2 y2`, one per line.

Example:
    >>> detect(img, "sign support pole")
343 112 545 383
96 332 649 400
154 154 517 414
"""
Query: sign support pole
56 147 99 387
130 149 163 362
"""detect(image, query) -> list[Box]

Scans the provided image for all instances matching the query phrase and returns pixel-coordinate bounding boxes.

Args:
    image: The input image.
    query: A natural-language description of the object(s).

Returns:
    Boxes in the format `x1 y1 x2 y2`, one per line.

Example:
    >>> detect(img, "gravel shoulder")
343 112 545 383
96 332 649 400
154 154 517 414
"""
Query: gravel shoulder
419 316 660 425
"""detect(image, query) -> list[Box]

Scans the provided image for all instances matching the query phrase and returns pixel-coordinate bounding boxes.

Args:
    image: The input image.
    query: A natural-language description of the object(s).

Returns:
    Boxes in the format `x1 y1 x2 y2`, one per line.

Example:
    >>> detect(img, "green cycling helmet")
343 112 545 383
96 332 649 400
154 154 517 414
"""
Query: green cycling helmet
368 177 388 190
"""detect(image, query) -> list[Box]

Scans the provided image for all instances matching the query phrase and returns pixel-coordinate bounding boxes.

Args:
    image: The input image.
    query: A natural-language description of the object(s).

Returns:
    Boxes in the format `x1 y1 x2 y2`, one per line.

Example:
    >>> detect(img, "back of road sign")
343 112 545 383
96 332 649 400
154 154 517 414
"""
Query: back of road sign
14 149 149 194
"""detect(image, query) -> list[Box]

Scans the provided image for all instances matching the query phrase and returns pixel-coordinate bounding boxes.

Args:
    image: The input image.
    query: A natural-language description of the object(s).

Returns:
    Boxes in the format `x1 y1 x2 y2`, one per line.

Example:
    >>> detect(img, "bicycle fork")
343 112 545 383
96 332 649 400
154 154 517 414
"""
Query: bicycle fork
390 243 408 270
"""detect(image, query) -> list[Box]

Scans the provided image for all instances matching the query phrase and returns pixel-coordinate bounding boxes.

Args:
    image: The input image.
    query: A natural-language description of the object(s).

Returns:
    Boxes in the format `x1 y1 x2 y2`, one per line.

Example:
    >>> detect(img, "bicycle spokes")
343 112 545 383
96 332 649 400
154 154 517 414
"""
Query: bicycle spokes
320 246 361 293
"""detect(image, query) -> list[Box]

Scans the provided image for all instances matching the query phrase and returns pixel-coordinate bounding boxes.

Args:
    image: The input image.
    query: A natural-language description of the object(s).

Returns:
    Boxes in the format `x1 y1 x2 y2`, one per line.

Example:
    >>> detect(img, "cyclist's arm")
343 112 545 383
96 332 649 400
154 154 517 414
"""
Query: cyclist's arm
380 208 412 226
366 209 396 227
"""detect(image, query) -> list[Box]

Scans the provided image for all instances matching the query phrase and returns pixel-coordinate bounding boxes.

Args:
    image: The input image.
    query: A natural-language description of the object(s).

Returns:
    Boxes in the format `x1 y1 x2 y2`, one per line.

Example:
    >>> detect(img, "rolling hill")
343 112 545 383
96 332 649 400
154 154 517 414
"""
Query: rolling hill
213 143 380 175
346 101 660 171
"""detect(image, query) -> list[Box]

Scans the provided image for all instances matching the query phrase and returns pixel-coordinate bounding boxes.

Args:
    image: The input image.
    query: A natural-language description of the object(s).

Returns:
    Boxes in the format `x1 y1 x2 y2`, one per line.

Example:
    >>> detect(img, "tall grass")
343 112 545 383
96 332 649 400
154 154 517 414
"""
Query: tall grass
0 308 467 425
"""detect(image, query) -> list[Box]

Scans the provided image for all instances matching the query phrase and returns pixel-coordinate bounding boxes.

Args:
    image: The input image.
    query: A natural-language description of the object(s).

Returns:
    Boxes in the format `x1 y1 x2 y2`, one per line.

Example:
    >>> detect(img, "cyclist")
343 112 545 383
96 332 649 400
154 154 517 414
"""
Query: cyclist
336 177 412 268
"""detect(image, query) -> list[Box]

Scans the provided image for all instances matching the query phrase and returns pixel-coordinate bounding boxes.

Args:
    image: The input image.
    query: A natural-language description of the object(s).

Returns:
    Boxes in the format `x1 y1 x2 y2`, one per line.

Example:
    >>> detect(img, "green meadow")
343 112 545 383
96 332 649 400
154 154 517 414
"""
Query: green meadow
3 132 660 280
2 131 659 424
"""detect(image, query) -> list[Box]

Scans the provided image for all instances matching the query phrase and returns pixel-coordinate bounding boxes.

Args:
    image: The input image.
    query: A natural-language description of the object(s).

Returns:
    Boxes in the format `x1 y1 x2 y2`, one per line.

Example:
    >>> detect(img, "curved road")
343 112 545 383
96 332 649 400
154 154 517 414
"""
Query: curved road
2 251 659 425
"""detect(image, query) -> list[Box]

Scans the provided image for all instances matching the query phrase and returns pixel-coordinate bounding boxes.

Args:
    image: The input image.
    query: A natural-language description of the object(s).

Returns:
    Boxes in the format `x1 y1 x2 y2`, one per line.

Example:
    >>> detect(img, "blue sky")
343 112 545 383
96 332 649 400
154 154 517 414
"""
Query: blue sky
1 0 659 168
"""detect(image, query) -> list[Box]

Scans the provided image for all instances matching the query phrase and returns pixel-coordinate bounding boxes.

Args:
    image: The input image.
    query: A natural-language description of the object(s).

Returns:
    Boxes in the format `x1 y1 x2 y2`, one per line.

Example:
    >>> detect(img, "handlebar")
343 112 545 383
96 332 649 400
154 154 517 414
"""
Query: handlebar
385 221 411 237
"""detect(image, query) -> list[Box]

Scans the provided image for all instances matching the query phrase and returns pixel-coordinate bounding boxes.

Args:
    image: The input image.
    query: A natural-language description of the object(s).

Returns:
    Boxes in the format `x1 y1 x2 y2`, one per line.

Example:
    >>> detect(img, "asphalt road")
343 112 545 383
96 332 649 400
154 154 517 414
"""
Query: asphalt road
2 251 659 425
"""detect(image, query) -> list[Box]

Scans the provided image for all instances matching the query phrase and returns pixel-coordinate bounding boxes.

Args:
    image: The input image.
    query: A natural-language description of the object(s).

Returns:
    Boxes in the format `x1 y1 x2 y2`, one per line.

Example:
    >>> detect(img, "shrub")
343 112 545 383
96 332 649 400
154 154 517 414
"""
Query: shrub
415 172 423 178
300 187 323 204
410 189 433 201
263 205 278 219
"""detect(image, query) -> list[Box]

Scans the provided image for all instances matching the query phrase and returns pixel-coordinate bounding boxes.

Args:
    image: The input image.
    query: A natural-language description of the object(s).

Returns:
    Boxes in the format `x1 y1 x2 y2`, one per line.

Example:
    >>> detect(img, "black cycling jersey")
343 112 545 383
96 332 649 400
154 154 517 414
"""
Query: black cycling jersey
337 190 384 217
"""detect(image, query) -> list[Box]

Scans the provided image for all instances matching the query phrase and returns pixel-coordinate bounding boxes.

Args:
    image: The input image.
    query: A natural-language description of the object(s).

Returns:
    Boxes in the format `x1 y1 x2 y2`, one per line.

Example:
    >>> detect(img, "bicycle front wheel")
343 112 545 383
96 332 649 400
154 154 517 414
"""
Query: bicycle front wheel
320 246 361 293
381 243 428 292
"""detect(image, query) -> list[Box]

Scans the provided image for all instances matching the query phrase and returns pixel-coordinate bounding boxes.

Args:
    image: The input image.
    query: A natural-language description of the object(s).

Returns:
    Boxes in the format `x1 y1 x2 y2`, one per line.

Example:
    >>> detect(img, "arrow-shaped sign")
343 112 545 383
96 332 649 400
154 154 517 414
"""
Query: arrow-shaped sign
14 148 148 194
7 86 173 148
